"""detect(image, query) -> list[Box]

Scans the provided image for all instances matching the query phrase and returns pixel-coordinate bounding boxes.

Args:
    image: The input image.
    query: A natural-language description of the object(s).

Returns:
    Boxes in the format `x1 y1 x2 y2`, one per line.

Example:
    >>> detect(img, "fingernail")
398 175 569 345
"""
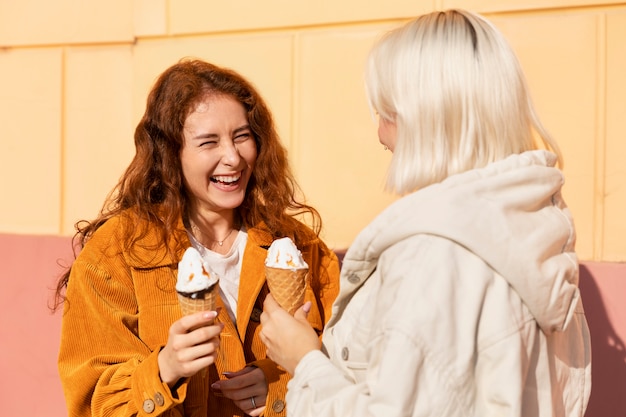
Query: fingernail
303 301 312 313
203 310 218 320
211 382 220 389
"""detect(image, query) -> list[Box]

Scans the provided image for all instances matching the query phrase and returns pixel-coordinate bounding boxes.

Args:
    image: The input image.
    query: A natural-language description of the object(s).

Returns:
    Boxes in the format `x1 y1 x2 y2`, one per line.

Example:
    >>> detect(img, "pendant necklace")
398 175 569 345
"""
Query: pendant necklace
190 222 236 247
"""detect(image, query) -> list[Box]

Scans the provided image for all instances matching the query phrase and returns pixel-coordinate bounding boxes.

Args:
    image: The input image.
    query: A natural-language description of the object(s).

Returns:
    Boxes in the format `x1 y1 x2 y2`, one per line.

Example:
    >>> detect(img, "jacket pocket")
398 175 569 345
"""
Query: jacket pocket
132 266 179 349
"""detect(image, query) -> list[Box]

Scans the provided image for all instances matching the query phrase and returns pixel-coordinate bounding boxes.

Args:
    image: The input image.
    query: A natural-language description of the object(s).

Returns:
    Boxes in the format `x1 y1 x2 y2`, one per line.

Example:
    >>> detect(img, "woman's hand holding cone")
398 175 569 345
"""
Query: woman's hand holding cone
259 294 320 375
158 310 223 386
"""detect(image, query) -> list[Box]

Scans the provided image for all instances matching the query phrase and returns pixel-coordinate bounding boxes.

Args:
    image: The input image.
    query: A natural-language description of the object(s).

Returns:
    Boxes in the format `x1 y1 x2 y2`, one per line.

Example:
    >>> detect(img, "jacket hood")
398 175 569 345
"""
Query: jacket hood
343 150 580 334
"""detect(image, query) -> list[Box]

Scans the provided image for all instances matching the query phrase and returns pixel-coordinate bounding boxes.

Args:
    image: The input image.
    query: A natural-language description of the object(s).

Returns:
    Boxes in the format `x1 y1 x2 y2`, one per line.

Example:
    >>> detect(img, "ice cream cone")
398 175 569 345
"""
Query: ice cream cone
265 266 308 315
177 286 218 328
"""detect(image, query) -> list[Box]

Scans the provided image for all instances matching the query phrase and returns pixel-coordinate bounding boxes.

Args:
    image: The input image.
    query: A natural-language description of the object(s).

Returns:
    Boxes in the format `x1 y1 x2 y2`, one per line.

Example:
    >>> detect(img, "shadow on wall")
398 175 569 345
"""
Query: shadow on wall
579 264 626 417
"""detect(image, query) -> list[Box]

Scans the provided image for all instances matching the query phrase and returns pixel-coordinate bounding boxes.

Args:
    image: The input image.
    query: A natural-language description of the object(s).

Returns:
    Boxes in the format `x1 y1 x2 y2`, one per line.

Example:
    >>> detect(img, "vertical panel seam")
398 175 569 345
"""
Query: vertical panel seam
594 13 607 261
165 0 171 36
290 32 300 179
60 47 67 235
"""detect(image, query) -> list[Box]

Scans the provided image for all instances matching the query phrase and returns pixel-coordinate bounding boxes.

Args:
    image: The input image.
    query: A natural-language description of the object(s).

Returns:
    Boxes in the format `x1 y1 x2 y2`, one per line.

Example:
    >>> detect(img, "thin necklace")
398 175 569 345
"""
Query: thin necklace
190 221 236 246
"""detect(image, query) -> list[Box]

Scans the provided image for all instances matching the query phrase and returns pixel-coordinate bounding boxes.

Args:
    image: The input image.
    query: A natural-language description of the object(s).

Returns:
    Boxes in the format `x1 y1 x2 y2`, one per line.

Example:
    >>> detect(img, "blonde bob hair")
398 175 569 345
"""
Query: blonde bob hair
365 9 562 194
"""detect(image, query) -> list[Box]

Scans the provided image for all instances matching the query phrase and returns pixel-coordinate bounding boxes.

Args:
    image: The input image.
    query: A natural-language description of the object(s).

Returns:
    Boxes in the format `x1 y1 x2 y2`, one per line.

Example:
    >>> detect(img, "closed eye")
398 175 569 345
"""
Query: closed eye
192 131 219 147
234 132 252 143
233 125 253 143
199 139 218 147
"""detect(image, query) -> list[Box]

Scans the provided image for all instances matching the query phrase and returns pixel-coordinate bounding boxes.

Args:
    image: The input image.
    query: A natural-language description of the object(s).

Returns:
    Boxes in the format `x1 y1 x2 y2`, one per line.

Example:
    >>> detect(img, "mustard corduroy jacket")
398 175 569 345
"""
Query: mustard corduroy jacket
58 212 340 417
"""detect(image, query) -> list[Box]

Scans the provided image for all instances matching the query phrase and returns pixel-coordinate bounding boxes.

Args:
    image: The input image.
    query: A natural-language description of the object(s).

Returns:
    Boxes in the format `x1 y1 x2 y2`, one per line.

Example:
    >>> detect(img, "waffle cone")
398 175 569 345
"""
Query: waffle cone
177 286 218 326
265 266 308 315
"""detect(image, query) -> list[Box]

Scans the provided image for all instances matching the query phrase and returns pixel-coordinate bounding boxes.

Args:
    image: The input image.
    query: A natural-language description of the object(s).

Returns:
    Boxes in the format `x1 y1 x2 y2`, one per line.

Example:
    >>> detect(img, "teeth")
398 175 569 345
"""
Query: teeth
212 175 240 184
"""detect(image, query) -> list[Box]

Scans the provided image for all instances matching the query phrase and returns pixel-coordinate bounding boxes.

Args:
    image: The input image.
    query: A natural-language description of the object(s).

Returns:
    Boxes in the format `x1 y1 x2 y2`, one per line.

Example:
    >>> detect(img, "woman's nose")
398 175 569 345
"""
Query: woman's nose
221 142 241 165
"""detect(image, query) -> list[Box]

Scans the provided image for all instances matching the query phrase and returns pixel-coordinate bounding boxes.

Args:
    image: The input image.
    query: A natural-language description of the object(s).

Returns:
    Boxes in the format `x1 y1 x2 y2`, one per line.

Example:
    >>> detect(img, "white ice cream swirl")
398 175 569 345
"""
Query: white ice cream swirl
176 247 219 294
265 237 309 270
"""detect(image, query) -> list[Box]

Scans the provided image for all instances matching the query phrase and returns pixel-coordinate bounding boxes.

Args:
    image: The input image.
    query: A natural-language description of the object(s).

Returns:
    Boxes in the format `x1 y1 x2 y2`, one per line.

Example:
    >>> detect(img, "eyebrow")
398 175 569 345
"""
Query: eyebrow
191 124 251 140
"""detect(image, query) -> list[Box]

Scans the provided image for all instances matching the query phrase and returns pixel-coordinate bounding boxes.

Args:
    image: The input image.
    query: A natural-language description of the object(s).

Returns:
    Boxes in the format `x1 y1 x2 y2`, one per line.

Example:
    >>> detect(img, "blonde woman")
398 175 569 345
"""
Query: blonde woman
260 9 591 417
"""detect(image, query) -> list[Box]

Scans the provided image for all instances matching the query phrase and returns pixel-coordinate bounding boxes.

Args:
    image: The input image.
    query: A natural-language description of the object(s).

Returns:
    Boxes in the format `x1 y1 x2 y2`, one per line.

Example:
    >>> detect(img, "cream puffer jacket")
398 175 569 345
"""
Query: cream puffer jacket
286 151 591 417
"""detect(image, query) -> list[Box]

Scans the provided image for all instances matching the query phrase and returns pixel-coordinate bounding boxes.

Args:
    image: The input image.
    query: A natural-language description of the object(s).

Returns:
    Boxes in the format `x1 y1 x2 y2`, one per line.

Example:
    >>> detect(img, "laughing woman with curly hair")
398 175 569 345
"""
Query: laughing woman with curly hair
54 58 340 417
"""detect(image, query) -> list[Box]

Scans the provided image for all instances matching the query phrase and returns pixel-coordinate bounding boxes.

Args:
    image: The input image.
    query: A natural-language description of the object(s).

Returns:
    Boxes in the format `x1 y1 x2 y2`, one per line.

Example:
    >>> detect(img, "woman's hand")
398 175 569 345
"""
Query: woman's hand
211 366 267 416
158 310 223 386
260 294 321 375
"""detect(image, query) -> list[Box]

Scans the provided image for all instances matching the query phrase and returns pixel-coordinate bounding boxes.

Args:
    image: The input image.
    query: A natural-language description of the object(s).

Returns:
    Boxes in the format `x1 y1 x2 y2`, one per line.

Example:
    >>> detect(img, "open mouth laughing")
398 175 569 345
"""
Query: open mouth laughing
210 174 241 185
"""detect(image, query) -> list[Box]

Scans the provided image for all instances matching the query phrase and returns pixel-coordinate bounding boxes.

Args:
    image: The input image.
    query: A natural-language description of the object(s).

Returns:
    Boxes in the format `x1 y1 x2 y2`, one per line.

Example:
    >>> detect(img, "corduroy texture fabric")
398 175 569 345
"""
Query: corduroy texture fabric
58 210 340 417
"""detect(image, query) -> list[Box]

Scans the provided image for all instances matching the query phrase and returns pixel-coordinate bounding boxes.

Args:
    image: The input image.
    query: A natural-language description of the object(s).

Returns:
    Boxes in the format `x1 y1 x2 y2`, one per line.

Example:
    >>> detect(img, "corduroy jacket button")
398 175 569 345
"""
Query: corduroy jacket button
250 307 262 322
154 392 164 406
347 273 360 284
143 399 155 413
272 399 285 413
341 347 349 360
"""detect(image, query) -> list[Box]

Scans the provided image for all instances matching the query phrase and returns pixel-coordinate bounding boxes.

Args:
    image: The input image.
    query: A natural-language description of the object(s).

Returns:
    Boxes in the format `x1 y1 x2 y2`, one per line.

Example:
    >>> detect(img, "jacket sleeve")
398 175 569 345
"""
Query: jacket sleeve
58 254 187 417
284 235 537 417
285 333 448 416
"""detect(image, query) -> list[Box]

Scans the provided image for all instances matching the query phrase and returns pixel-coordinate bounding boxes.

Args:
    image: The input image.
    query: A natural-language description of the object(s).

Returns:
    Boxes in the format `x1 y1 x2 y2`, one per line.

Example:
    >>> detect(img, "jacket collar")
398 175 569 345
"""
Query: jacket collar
125 214 277 269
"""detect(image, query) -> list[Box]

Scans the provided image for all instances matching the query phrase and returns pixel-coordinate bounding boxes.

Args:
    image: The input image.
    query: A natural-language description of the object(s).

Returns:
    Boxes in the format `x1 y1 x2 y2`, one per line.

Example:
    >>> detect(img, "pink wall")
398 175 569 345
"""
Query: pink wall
1 234 624 416
579 263 626 416
1 234 72 417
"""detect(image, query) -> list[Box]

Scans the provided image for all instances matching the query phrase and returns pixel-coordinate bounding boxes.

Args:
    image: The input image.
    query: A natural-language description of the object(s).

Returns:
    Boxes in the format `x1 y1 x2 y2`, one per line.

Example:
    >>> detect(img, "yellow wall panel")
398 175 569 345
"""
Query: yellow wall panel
0 1 624 259
133 0 168 37
63 46 135 235
169 0 433 34
443 0 625 12
491 13 598 260
0 48 62 234
604 12 626 261
295 25 398 249
0 1 133 46
132 34 293 150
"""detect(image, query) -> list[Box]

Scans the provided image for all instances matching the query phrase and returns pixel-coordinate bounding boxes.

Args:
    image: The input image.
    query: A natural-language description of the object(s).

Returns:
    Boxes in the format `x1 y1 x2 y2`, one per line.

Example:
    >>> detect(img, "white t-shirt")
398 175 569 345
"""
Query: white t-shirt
187 229 248 325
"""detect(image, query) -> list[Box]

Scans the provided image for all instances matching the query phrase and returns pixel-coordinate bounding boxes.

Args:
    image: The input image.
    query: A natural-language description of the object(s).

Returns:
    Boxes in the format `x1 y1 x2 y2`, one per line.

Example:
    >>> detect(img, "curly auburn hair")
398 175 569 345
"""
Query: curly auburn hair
53 58 321 309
